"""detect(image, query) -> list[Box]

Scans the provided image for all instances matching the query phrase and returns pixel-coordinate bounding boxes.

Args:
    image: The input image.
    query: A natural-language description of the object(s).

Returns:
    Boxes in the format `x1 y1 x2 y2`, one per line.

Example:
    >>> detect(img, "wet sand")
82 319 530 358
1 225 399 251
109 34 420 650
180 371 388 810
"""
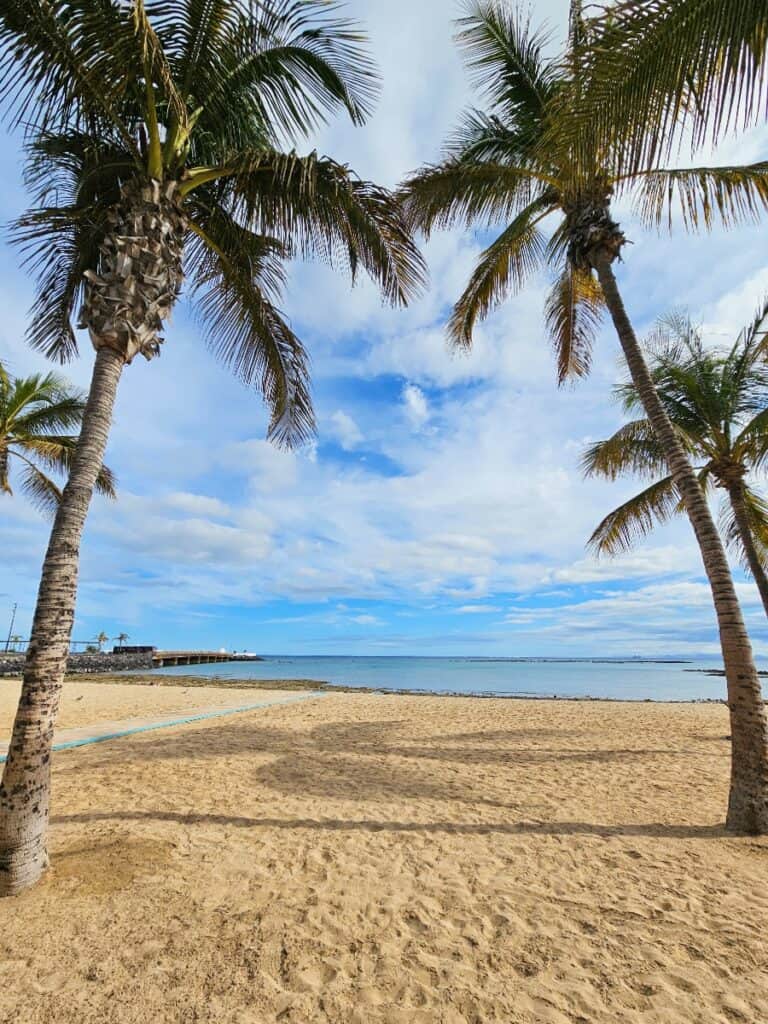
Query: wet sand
0 684 766 1023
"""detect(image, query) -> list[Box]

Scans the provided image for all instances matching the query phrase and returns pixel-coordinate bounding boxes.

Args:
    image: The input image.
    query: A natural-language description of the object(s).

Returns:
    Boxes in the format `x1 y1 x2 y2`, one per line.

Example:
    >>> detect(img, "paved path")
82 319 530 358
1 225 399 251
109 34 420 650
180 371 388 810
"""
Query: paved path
0 691 326 762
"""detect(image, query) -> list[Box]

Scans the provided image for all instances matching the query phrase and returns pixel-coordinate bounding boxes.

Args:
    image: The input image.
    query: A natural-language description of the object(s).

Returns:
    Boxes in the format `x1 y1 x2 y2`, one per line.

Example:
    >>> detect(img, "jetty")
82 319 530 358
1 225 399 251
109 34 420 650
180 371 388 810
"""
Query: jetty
151 650 262 668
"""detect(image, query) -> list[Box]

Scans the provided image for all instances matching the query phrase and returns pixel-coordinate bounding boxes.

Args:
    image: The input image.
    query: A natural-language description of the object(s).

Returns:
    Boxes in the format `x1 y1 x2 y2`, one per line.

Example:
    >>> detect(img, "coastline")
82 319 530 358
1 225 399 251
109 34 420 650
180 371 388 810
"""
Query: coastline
1 671 739 704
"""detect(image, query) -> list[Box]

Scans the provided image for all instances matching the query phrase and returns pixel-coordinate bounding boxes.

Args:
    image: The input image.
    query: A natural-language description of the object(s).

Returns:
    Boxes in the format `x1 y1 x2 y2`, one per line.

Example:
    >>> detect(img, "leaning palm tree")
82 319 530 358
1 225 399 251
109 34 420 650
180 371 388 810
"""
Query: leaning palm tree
0 367 115 513
400 1 768 832
0 0 425 895
584 308 768 617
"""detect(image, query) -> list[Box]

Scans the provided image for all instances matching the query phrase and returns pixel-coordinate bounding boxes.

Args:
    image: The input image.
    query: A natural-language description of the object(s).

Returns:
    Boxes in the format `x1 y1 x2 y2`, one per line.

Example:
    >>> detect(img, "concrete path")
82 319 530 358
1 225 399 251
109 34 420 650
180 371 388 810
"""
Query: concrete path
0 691 326 762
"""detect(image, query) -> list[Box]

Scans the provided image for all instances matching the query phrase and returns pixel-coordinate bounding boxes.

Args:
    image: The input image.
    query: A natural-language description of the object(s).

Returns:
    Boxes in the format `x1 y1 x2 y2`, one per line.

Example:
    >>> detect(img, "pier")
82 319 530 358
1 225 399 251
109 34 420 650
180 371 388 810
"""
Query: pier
151 650 262 668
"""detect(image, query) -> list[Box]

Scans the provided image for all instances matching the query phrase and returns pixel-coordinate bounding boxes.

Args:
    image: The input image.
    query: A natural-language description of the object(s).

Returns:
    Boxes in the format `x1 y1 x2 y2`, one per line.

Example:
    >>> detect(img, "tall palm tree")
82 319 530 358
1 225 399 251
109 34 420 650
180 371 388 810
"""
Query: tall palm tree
0 367 115 513
400 0 768 833
94 631 109 652
0 0 425 895
584 308 768 617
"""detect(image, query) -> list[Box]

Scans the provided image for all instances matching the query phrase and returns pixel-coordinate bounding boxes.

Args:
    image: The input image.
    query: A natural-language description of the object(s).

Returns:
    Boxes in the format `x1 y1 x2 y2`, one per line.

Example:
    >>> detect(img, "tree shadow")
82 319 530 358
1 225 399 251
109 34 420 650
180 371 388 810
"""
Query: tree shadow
51 808 727 841
54 714 723 814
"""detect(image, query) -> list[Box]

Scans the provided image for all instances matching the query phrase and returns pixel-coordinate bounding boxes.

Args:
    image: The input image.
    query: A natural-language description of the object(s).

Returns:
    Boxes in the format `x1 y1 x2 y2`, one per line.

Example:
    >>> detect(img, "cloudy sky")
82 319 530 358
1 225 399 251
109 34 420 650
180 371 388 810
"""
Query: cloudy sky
1 0 768 658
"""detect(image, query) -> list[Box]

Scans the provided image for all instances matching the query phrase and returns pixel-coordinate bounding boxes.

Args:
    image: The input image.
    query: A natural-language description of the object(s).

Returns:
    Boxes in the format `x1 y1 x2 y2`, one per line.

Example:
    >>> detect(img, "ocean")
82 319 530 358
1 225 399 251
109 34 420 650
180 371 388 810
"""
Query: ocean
148 655 754 701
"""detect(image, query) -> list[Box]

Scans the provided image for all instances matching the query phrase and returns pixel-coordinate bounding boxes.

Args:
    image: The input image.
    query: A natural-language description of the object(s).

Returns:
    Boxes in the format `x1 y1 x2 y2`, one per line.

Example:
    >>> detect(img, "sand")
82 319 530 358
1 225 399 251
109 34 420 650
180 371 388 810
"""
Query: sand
0 680 305 732
0 685 766 1024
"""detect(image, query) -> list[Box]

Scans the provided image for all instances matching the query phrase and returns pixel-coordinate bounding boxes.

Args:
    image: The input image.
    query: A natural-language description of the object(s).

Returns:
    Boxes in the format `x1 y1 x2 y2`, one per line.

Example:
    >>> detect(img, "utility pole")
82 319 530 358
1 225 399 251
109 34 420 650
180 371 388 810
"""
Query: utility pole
4 603 17 653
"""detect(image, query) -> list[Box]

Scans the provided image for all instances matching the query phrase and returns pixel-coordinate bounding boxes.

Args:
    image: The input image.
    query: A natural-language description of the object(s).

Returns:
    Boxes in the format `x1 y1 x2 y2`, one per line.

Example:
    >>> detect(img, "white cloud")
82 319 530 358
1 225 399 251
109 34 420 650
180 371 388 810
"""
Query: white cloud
402 382 430 429
350 614 382 626
454 605 502 614
328 409 364 450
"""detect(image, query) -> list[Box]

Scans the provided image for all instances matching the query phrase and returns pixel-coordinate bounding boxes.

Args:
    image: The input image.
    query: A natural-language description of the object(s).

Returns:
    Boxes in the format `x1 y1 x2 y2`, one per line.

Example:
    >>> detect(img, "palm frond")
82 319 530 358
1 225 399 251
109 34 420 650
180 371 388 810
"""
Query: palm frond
544 264 603 384
399 158 553 237
587 474 682 556
633 162 768 231
11 204 107 362
180 0 378 148
735 293 768 352
446 108 541 165
12 436 116 498
228 151 426 306
575 0 768 173
456 1 559 129
582 419 670 481
16 461 62 517
13 394 86 435
734 407 768 471
720 484 768 574
186 210 314 448
11 131 131 362
448 199 550 349
0 1 139 153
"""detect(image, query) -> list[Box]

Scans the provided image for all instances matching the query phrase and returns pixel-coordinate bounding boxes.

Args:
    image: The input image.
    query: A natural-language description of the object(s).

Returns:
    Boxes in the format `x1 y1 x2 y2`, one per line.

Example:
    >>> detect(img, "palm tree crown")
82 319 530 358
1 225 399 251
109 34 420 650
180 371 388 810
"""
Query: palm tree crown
399 1 768 383
0 366 115 514
583 307 768 607
3 0 425 446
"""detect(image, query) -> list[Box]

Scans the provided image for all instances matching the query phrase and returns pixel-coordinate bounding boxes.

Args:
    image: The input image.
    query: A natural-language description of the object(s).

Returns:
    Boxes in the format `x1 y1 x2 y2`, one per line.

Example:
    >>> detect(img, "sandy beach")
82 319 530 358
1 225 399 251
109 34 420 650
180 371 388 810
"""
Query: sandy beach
1 681 767 1023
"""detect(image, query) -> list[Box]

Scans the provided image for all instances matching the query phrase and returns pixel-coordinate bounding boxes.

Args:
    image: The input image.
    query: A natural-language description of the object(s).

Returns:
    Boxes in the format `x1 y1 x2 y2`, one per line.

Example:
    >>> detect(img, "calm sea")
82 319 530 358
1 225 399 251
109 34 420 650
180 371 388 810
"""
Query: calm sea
149 655 759 702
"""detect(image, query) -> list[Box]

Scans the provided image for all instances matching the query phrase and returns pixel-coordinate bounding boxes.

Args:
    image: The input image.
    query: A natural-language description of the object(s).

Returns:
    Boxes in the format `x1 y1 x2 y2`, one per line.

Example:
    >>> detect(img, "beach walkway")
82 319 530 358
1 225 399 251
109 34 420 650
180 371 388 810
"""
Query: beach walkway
0 690 325 762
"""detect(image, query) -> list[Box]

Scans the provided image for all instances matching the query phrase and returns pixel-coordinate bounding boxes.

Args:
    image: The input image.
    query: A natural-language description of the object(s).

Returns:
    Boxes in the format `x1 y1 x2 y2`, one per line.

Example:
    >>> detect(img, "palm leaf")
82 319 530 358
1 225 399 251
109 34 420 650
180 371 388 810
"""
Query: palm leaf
186 210 315 448
0 1 139 153
576 0 768 172
587 474 682 556
13 437 116 498
16 461 63 517
544 264 604 384
633 162 768 231
228 150 426 306
448 199 550 348
446 108 537 165
582 419 670 481
400 158 553 237
160 0 378 150
734 407 768 471
456 1 559 129
11 205 105 362
720 484 768 574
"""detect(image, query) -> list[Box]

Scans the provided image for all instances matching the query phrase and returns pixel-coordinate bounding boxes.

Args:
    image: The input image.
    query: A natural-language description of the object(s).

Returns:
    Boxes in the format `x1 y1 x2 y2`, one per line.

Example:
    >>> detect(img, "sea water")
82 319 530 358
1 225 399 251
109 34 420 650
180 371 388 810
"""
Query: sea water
149 655 752 701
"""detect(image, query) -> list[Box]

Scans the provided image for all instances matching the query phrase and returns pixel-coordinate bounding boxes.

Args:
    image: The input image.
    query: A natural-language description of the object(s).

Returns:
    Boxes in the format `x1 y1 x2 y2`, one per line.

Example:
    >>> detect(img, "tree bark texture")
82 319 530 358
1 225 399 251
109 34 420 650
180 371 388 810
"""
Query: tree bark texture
594 255 768 834
0 347 125 895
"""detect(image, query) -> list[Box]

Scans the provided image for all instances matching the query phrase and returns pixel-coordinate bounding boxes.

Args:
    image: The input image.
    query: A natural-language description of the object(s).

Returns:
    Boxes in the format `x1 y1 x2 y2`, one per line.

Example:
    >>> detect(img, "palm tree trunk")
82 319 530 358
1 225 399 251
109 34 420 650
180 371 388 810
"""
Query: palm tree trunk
727 480 768 619
0 179 185 897
0 346 125 895
593 255 768 833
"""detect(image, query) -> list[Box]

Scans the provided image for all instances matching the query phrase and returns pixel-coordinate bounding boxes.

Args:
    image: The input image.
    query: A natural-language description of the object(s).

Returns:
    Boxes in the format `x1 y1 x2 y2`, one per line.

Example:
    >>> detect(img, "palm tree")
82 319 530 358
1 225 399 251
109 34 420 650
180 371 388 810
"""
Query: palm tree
584 308 768 617
400 0 768 833
0 0 425 895
115 632 129 649
0 367 115 514
94 631 109 652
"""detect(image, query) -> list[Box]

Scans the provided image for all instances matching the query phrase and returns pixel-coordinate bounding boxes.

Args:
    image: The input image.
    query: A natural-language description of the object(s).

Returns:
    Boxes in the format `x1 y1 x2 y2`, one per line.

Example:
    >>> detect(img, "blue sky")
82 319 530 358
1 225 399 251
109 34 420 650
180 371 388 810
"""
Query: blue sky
2 0 768 658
